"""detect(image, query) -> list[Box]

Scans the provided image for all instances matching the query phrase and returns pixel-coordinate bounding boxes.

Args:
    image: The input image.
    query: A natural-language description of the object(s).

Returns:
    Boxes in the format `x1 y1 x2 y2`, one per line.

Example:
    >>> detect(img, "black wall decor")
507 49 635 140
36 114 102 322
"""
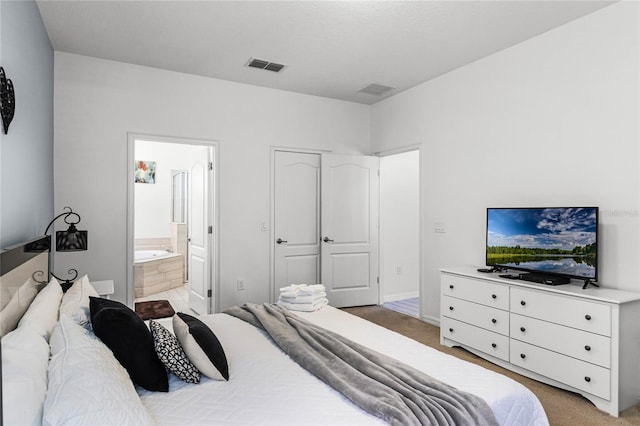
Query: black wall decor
0 67 16 135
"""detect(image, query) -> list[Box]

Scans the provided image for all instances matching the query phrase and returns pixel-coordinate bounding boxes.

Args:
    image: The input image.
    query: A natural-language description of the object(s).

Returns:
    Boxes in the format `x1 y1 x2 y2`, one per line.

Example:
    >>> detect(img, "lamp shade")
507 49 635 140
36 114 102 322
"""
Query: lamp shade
56 224 88 251
45 207 88 252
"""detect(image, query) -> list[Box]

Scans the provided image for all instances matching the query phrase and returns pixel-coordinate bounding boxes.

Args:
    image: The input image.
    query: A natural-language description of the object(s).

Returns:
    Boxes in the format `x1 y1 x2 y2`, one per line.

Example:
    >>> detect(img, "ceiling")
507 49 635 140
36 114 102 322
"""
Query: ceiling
36 1 614 105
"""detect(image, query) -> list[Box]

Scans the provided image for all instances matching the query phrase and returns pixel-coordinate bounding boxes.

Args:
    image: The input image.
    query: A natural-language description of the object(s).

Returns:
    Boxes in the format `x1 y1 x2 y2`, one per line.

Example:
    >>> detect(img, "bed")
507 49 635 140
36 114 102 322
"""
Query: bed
1 237 549 426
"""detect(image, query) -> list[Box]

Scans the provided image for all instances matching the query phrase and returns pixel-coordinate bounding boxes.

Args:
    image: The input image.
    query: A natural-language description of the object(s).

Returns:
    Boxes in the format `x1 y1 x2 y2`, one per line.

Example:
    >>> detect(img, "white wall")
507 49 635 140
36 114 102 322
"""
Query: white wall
371 2 639 323
134 140 207 239
0 0 53 248
54 52 370 306
380 150 419 301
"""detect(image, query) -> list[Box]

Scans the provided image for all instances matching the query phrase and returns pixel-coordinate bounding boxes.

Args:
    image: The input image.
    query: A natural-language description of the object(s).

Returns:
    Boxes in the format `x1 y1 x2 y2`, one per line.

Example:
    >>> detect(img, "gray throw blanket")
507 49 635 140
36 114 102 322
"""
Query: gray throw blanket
224 303 499 426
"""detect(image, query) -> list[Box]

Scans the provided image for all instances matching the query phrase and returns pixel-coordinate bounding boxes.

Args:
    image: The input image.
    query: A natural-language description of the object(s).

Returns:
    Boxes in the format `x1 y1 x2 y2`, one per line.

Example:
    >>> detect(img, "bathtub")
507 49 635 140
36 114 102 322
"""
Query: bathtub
134 250 185 298
135 249 175 262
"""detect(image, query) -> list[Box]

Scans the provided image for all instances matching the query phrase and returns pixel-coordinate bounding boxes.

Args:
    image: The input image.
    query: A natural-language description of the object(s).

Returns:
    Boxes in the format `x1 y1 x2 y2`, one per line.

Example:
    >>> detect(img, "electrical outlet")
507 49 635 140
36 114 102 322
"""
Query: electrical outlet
434 222 446 233
237 279 245 291
396 266 402 275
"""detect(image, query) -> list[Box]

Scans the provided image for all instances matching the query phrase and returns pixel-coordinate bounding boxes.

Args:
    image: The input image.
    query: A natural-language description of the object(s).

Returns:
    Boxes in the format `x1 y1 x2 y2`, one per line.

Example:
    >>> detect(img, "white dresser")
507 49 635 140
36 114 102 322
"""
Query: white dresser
440 267 640 417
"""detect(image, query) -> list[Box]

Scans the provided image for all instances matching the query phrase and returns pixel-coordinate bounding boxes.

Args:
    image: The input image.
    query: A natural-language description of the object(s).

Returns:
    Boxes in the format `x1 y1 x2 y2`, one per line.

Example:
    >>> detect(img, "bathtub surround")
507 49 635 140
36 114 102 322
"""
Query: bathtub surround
134 251 185 298
171 223 188 280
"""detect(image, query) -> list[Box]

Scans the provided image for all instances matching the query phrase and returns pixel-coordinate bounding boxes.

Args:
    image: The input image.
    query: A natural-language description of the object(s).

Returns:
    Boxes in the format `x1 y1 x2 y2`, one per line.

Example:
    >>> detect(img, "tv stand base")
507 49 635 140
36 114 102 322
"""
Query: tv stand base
583 279 600 289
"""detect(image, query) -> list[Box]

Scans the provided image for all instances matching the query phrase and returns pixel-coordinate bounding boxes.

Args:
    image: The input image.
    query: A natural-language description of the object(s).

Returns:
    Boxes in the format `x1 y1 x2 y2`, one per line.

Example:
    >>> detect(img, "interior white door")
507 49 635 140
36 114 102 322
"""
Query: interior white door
321 154 379 308
188 150 211 314
274 152 320 300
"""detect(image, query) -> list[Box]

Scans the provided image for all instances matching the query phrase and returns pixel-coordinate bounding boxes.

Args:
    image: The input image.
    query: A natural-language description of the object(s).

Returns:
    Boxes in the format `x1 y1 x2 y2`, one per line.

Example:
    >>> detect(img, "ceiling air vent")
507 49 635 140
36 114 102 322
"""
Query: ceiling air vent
247 57 286 73
358 83 395 96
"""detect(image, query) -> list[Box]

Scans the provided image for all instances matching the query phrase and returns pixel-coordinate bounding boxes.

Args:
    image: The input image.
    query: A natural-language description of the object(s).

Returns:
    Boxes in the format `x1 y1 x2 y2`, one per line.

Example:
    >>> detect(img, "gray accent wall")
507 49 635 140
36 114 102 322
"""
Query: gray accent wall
0 0 54 249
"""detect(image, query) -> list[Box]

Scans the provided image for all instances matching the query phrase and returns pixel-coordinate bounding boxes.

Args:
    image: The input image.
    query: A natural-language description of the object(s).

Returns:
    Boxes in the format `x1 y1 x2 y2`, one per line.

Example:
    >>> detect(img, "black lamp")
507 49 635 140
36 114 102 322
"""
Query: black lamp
44 206 88 290
45 206 88 252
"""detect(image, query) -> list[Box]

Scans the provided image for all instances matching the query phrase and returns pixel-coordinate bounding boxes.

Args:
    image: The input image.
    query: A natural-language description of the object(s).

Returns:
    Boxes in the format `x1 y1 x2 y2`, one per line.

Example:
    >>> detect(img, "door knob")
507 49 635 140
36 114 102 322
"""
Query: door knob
276 238 288 244
323 237 334 243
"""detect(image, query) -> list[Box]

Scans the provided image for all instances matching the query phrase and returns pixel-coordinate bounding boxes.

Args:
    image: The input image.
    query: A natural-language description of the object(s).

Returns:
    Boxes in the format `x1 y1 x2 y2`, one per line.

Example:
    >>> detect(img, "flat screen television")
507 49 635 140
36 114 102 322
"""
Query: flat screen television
486 207 598 283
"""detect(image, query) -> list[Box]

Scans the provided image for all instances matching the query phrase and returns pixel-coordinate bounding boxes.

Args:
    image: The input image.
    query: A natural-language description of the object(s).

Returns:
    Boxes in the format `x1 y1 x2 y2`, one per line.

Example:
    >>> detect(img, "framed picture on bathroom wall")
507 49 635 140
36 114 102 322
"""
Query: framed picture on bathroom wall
135 160 157 184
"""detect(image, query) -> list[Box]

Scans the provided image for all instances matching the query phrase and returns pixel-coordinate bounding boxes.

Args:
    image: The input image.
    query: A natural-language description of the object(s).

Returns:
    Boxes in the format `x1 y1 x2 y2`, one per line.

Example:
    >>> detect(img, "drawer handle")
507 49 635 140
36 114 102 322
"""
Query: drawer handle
491 318 497 324
449 328 454 333
520 353 526 359
585 314 592 321
491 294 497 299
449 306 454 311
449 285 454 289
520 327 526 333
520 300 526 306
585 377 591 383
491 343 497 348
585 345 591 351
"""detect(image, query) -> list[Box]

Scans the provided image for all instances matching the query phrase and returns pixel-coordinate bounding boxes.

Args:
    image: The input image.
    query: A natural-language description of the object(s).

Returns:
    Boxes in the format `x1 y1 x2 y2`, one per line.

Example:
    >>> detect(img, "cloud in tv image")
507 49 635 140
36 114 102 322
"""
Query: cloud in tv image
487 208 597 279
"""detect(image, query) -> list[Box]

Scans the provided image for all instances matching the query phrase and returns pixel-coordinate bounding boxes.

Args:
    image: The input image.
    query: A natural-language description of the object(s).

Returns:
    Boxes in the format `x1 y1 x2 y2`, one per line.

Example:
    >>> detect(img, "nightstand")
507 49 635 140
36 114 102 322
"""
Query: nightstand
92 280 115 299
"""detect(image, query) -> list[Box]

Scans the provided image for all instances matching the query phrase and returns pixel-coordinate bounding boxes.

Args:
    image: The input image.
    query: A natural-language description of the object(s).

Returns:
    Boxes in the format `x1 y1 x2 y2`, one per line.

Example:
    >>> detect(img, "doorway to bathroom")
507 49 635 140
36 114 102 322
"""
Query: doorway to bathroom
127 134 218 316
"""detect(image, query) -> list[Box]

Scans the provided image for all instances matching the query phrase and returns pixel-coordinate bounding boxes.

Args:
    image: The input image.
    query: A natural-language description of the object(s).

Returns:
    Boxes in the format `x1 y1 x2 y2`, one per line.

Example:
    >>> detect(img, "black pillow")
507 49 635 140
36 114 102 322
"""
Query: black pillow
173 312 229 381
89 297 168 392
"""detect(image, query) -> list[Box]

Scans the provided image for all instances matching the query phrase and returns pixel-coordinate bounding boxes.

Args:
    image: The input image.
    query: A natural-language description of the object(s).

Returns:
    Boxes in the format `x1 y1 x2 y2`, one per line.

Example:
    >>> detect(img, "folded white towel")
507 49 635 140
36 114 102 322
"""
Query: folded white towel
296 284 326 296
279 284 307 293
279 284 326 298
279 293 327 304
277 297 328 312
280 290 299 298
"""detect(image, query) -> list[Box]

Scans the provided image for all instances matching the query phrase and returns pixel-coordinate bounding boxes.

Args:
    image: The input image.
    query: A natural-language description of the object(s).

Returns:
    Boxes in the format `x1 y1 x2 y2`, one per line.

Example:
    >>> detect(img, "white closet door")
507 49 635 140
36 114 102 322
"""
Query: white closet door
273 152 321 298
321 154 379 308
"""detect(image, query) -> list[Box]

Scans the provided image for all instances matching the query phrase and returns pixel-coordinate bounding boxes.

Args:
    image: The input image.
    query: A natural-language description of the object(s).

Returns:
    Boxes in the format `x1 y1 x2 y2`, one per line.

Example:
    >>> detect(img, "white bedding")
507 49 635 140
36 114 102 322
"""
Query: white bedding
140 307 548 426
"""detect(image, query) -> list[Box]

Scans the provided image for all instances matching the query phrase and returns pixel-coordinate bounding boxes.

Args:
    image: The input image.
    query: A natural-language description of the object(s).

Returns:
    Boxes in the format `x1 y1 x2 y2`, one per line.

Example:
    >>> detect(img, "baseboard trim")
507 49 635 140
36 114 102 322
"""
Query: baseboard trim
383 291 419 303
420 314 440 327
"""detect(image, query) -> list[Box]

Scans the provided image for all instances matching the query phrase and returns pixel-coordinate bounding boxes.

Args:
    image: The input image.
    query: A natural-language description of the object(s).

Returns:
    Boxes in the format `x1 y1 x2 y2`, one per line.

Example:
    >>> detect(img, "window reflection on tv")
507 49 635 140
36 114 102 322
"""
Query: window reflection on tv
486 207 598 280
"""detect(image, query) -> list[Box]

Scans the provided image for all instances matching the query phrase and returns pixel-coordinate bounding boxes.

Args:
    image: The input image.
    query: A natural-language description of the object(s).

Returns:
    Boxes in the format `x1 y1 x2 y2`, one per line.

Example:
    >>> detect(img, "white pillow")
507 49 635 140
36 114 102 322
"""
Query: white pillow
1 325 50 426
0 278 38 337
60 275 99 328
18 277 63 341
43 315 155 426
173 312 229 381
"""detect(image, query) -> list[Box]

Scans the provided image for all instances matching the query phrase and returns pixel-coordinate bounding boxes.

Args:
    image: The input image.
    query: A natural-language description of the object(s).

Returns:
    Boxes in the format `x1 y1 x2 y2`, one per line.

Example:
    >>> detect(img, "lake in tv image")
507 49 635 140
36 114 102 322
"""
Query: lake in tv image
486 207 597 279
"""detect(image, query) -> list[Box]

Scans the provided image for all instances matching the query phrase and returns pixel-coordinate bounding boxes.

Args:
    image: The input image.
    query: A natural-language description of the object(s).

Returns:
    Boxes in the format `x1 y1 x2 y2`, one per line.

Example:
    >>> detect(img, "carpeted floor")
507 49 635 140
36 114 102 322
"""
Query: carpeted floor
342 305 640 426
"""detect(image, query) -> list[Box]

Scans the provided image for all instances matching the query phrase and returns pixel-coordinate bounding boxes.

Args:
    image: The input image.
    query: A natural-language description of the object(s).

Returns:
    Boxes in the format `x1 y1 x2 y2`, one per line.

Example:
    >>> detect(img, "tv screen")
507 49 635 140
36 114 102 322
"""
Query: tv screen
486 207 598 281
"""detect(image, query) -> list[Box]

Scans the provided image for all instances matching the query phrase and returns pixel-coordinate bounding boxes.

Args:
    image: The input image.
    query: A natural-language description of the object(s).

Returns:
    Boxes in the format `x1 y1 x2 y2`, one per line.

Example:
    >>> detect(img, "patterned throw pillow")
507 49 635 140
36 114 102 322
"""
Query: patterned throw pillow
149 320 200 384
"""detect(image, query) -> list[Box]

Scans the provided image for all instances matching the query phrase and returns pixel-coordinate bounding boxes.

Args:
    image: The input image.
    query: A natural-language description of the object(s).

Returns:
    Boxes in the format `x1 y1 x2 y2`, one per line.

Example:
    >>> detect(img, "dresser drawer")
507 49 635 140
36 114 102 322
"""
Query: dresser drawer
443 296 509 335
511 339 610 400
511 287 611 336
442 274 509 310
442 317 509 361
510 313 611 368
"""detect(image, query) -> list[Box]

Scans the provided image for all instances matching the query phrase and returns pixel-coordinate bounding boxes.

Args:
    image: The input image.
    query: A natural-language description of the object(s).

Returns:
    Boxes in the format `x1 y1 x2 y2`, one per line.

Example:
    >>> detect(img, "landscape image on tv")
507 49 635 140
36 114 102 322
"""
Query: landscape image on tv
487 207 597 280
